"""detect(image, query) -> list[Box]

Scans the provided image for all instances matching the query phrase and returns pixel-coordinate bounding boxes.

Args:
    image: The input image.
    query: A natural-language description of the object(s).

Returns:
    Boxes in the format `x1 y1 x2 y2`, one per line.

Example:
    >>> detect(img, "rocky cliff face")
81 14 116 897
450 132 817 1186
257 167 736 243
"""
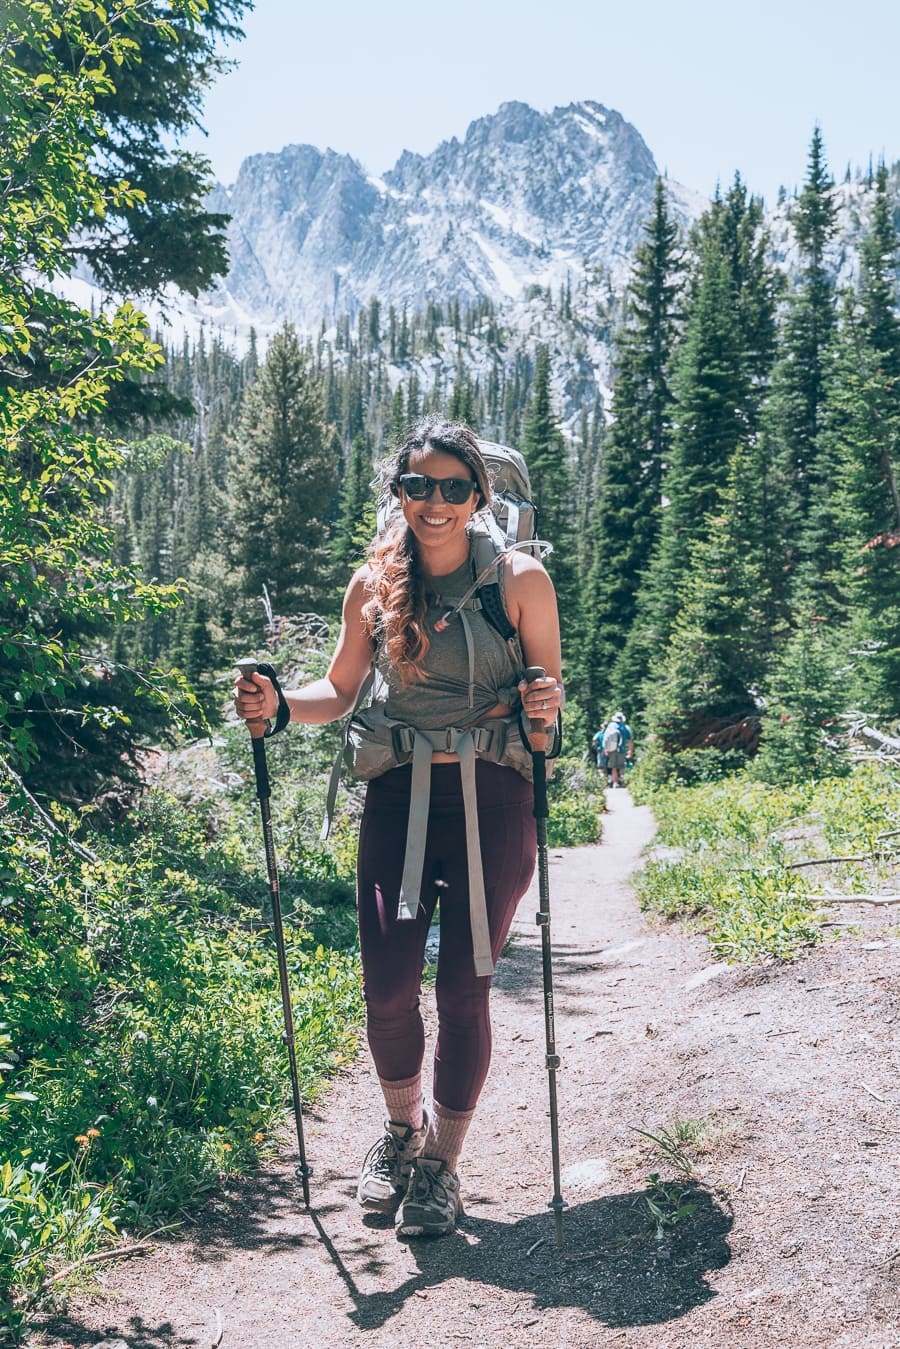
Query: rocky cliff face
204 100 705 334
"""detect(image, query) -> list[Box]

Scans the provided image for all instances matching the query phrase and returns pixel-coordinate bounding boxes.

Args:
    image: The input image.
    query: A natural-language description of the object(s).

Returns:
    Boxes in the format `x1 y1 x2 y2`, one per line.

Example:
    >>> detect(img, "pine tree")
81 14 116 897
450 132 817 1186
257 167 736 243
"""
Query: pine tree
613 181 779 714
334 432 377 575
766 128 839 603
448 361 477 425
643 438 774 778
576 180 683 722
752 612 848 784
225 325 338 633
173 596 220 724
1 1 202 800
521 345 579 645
61 0 253 300
826 167 900 717
389 385 406 442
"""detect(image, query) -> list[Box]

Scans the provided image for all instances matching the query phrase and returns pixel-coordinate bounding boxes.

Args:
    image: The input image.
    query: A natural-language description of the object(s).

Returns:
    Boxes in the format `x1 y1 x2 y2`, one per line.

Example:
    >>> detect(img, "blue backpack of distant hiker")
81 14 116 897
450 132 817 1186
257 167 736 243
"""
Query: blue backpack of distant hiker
602 722 623 754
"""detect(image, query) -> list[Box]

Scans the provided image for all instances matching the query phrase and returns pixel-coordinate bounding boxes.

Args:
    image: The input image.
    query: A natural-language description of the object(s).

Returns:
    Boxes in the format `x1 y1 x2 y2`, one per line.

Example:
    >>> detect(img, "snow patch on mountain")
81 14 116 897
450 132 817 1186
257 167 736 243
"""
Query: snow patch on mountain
55 102 899 427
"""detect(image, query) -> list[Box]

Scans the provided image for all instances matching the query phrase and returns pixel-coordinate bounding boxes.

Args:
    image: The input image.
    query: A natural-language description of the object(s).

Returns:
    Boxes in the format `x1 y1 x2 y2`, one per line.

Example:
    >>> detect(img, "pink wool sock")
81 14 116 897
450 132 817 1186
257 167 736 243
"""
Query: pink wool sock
424 1101 475 1172
379 1074 424 1130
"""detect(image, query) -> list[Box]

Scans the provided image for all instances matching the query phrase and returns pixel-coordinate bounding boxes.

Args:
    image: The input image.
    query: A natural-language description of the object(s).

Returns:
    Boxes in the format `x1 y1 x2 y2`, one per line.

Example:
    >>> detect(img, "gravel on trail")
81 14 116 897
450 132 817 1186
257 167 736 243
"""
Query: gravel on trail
40 790 900 1349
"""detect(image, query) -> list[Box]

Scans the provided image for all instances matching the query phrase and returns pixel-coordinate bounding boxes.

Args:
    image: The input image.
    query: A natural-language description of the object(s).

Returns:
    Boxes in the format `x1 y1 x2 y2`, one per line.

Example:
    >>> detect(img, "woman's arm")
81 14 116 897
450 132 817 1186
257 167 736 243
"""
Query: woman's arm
233 567 374 726
504 552 564 727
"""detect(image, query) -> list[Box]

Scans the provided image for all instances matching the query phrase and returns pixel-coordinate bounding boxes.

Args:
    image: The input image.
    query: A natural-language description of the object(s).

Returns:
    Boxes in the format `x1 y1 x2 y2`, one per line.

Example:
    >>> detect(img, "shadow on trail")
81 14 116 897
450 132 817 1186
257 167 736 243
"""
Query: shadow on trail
38 1314 197 1348
496 928 643 1017
341 1183 733 1333
44 1175 731 1344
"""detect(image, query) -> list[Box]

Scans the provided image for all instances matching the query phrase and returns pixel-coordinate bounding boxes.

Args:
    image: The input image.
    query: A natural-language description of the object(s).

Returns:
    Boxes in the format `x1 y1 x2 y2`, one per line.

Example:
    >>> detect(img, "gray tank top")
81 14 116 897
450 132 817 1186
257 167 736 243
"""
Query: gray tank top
376 555 523 731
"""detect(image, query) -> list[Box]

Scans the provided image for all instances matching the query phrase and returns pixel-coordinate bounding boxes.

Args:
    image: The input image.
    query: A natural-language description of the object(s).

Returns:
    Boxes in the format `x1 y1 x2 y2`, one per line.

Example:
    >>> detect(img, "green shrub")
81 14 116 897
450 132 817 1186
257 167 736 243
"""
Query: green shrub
637 762 899 962
0 792 362 1341
547 755 603 847
548 794 602 847
636 853 823 962
0 1152 117 1343
708 867 824 962
810 762 899 853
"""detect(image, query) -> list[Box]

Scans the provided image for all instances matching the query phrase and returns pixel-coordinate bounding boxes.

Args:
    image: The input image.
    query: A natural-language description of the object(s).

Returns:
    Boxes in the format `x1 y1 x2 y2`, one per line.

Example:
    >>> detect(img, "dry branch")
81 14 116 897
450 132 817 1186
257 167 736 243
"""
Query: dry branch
787 850 896 870
820 894 900 906
51 1241 154 1284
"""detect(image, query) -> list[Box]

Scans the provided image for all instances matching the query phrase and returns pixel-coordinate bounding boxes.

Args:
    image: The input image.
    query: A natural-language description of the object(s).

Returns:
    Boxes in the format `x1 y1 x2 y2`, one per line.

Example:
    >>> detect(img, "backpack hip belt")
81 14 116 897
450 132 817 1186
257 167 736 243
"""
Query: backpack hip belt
331 703 542 978
399 726 493 978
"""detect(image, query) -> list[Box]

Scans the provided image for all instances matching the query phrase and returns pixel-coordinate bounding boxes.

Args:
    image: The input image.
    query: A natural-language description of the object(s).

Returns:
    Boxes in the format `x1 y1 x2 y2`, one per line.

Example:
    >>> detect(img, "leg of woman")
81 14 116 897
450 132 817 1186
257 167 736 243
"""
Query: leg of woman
427 762 537 1167
395 763 536 1236
355 768 438 1211
357 767 438 1115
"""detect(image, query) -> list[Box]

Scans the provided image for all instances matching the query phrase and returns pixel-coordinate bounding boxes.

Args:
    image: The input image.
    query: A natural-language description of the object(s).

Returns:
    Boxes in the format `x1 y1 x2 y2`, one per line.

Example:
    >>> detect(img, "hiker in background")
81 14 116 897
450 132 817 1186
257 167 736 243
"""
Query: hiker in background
234 418 562 1238
602 711 634 788
591 722 609 783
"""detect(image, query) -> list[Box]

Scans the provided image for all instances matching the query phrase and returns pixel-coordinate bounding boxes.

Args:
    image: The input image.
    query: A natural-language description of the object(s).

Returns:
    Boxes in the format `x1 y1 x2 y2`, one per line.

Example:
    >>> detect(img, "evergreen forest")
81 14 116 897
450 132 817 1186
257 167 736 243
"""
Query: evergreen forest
1 2 898 1340
112 148 900 783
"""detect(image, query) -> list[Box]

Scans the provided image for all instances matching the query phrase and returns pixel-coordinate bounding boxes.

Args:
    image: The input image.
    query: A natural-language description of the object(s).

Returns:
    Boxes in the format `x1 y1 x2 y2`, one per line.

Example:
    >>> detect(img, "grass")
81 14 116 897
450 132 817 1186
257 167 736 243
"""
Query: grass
629 1121 709 1239
0 771 362 1344
632 761 899 962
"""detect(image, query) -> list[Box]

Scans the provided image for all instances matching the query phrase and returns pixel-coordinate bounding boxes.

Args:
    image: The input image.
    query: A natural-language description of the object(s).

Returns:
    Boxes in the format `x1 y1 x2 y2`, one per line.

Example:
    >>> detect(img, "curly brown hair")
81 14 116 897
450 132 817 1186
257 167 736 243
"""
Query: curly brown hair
363 418 492 685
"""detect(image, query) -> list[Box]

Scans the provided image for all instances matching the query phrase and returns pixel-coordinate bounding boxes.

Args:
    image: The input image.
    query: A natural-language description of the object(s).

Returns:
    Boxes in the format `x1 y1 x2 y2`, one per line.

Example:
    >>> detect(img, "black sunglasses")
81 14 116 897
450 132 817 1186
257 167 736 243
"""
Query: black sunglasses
396 473 477 505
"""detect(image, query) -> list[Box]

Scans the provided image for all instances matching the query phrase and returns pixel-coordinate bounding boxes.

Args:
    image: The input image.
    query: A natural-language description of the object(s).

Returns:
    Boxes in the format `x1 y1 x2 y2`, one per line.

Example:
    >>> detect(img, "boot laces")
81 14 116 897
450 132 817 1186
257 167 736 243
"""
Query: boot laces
364 1131 402 1180
411 1161 451 1204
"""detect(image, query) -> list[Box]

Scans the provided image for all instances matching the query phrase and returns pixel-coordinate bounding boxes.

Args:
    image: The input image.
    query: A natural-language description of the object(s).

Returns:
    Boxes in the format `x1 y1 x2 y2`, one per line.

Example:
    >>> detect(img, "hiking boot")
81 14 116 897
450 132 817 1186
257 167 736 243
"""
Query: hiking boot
356 1116 428 1212
395 1156 463 1237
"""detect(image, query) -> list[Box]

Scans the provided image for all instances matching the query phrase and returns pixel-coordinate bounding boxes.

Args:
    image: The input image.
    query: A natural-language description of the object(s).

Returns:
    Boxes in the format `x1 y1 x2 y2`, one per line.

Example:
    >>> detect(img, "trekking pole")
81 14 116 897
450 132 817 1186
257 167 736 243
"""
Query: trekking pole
235 658 312 1205
523 664 566 1249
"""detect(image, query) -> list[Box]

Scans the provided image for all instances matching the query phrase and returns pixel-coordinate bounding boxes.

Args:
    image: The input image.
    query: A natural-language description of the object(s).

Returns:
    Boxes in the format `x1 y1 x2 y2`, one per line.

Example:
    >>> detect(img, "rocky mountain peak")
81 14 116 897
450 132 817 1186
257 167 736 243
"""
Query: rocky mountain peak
203 99 698 335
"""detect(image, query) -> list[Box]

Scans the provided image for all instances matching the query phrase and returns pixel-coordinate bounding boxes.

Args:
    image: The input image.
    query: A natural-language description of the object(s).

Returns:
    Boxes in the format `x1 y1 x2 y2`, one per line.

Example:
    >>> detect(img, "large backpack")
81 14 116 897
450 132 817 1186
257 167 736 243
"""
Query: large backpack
322 440 549 839
602 722 623 753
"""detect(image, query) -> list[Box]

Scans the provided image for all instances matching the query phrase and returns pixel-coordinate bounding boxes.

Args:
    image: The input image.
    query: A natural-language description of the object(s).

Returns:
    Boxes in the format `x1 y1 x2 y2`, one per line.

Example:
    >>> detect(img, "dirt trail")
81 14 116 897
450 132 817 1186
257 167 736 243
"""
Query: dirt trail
43 791 900 1349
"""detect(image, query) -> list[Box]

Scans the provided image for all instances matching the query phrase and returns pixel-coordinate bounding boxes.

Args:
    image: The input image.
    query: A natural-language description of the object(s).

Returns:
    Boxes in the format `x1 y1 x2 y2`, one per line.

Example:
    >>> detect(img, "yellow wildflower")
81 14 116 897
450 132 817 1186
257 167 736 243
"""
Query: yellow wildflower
222 1142 232 1152
253 1132 264 1144
87 1128 101 1139
75 1134 89 1147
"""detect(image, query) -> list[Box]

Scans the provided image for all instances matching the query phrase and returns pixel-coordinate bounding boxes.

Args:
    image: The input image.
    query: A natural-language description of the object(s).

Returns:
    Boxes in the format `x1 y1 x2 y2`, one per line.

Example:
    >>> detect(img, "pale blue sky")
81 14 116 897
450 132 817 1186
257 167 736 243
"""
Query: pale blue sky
183 0 900 207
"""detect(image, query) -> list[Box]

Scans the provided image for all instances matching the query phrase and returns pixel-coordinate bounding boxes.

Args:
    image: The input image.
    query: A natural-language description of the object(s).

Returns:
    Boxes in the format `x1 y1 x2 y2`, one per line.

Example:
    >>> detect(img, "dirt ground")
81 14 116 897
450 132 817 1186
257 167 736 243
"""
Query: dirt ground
39 789 900 1349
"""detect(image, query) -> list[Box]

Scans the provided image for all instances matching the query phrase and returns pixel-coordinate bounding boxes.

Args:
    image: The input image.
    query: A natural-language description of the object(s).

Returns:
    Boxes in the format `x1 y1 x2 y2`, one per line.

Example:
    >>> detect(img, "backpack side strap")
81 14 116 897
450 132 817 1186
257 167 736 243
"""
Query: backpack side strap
320 668 374 841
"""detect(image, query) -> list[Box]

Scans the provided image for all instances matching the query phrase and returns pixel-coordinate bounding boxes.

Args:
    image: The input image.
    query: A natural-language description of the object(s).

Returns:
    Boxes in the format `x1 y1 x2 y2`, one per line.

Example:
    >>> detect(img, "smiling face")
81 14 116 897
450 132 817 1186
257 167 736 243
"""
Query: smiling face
398 445 479 572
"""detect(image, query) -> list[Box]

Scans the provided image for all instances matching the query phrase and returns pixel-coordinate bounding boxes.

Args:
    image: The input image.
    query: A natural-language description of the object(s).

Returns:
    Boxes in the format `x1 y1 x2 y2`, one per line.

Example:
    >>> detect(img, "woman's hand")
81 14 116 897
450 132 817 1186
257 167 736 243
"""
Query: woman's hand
518 673 563 727
233 671 277 724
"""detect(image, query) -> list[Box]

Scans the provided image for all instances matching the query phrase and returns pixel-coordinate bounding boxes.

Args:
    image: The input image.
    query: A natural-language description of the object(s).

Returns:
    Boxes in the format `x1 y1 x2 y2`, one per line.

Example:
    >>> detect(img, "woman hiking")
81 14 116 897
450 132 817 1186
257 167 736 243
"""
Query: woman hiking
234 417 563 1238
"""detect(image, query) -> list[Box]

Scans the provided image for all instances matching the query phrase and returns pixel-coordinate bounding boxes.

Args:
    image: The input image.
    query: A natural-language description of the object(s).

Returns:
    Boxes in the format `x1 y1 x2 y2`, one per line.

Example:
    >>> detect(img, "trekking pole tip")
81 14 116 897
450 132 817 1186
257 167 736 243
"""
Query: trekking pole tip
549 1195 566 1248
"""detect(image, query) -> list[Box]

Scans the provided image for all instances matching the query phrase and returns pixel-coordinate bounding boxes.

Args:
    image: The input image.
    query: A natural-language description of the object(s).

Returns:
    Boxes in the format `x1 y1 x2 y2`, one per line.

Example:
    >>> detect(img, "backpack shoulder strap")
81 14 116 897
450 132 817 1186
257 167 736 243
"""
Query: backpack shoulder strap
459 522 552 642
469 523 516 641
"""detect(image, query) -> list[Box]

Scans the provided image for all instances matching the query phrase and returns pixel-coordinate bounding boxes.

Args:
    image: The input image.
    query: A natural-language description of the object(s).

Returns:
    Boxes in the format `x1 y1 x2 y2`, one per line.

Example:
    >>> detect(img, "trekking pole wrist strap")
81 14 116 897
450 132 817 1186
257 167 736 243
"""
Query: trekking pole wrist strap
255 662 290 738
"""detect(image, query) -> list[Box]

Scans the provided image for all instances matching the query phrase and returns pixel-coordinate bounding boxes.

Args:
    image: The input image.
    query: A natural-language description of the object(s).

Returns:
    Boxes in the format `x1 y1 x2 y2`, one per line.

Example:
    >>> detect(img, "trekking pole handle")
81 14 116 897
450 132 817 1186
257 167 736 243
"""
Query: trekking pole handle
523 665 550 820
236 658 273 800
523 665 547 735
236 658 269 741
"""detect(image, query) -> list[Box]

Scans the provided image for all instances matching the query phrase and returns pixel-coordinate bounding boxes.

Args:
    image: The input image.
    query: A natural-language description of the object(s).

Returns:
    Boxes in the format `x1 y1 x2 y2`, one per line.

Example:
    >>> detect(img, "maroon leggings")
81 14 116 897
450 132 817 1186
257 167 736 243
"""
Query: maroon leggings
356 760 537 1112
